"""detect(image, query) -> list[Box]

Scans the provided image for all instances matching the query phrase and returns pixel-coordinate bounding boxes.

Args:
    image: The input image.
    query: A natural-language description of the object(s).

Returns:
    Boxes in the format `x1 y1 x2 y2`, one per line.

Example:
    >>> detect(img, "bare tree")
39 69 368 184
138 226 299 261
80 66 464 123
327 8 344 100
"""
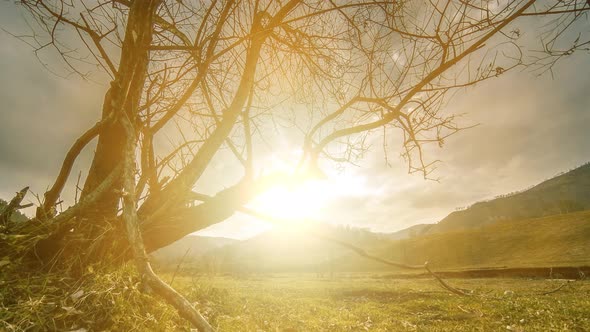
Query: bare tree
2 0 589 329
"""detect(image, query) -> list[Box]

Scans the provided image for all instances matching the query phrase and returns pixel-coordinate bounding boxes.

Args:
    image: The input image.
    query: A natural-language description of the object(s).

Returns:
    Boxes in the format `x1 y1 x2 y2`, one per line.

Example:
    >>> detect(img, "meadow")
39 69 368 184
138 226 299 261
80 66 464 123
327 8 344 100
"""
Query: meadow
168 273 590 331
2 264 590 331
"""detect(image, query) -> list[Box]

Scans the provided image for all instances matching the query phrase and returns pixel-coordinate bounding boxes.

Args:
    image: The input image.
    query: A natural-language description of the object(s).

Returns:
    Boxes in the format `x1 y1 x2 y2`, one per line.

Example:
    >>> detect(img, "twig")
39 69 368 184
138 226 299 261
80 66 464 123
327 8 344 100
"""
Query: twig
74 171 82 204
170 248 191 287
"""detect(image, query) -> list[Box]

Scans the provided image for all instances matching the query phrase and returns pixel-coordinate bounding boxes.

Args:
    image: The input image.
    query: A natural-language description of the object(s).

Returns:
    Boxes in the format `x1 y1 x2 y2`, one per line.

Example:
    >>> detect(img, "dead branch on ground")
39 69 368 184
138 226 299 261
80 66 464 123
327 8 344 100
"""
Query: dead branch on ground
190 191 473 297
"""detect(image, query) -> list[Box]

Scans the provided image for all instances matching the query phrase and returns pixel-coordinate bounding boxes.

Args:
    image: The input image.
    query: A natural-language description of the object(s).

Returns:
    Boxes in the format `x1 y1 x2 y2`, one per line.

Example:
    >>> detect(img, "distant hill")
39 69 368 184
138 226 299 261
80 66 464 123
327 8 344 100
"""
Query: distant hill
379 210 590 269
425 163 590 235
195 224 394 273
150 235 237 267
200 211 590 273
386 223 433 240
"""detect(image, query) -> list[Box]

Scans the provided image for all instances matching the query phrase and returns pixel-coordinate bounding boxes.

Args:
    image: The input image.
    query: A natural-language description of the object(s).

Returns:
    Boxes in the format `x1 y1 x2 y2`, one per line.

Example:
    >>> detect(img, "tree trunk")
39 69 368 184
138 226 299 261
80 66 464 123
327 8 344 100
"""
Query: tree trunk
27 0 160 269
80 97 126 219
80 0 157 219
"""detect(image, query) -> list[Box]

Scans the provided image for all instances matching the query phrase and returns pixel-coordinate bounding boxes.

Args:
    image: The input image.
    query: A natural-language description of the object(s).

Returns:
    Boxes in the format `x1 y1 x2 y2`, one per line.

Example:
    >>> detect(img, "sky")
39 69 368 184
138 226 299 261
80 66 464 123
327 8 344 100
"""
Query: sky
1 3 589 240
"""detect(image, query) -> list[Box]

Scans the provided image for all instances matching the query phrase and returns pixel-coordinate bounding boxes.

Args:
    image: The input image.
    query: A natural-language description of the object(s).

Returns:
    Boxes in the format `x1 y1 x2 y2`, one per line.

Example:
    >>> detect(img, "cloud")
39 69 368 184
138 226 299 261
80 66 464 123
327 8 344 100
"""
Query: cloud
308 50 590 233
0 8 105 208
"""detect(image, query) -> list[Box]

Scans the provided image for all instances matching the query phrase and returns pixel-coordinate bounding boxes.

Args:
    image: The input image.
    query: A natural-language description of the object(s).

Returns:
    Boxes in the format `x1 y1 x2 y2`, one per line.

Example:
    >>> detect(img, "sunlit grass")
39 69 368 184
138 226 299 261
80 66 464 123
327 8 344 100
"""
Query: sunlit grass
3 263 589 331
171 273 590 331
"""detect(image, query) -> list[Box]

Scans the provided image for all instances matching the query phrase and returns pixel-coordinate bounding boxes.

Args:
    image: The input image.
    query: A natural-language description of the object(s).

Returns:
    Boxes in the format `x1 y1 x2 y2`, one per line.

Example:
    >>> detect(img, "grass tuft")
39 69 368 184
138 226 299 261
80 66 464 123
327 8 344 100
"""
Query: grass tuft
0 263 186 331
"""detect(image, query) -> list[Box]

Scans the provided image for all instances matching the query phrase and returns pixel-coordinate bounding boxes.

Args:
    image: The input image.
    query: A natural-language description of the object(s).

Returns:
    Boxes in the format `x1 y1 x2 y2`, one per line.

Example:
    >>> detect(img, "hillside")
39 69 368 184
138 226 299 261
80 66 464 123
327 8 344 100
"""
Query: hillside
378 210 590 269
191 211 590 273
425 163 590 234
386 223 433 240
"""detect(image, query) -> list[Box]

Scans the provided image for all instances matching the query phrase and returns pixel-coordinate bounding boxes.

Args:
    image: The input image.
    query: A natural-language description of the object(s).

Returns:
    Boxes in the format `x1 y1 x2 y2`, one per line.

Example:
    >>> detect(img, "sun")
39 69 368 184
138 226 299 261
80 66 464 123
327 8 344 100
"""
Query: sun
245 152 374 229
249 171 372 228
250 180 330 222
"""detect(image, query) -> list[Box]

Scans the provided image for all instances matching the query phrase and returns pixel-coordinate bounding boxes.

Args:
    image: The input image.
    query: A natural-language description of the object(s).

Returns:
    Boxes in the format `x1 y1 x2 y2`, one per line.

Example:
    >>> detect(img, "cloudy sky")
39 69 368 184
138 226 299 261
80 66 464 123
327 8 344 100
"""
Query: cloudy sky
1 3 589 239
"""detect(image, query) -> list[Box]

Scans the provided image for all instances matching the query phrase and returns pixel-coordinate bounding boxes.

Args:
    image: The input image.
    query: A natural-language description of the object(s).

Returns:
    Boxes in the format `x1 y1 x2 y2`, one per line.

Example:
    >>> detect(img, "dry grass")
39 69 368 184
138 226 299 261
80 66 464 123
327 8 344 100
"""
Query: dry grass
0 263 187 331
3 265 589 331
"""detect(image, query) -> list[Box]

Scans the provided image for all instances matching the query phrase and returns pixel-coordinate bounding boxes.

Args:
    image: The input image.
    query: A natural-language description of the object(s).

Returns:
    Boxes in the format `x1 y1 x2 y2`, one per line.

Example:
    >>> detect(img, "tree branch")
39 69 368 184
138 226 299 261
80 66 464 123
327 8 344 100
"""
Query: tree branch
37 118 108 219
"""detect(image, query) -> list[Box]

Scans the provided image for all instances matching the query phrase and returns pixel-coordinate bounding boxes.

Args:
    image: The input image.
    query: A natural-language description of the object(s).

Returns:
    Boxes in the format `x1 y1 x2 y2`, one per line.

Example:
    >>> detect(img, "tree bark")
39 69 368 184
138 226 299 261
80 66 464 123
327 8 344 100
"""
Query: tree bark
80 90 126 219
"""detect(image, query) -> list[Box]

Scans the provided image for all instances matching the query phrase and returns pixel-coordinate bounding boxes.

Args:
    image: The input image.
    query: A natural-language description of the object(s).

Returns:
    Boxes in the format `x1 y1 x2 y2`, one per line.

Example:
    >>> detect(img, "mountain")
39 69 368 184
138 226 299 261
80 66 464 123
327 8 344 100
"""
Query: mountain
425 162 590 234
150 235 237 267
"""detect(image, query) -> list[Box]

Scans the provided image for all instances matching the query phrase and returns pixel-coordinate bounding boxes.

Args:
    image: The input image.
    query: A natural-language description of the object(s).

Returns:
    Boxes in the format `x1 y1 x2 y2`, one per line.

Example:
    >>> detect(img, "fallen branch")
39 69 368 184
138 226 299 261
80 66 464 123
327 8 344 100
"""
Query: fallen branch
539 280 571 295
424 263 472 296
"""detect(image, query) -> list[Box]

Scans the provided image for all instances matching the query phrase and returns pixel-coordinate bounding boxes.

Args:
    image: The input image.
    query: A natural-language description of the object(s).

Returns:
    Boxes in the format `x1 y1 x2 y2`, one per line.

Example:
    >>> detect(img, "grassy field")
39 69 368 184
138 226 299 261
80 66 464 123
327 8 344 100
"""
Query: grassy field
2 266 590 331
167 273 590 331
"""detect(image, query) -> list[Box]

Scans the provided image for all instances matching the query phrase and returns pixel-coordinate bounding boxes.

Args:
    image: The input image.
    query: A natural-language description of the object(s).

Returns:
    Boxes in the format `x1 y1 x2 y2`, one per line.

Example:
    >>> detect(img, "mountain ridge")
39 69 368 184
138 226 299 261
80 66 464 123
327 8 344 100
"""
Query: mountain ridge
424 162 590 234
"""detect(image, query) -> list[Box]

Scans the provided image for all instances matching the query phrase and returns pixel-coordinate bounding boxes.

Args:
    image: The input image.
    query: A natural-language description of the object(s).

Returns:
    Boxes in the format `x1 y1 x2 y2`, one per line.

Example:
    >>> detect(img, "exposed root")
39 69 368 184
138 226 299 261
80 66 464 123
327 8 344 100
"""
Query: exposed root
120 91 214 331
